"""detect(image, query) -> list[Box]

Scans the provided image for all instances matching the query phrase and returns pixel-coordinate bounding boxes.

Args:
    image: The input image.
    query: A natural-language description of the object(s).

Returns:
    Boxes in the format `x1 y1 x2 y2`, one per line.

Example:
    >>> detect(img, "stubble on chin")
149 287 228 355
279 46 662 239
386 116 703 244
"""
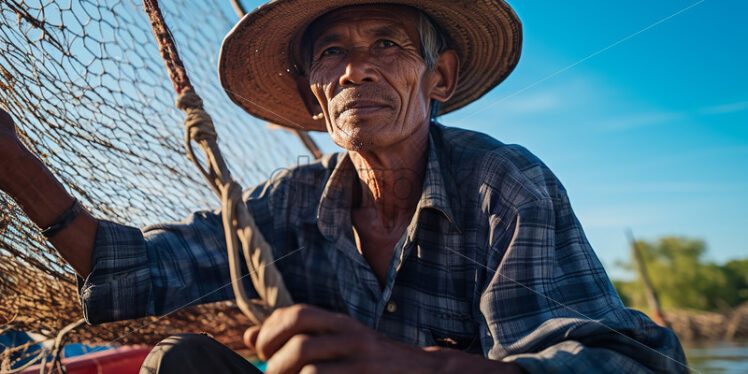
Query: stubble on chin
348 137 374 151
331 120 374 151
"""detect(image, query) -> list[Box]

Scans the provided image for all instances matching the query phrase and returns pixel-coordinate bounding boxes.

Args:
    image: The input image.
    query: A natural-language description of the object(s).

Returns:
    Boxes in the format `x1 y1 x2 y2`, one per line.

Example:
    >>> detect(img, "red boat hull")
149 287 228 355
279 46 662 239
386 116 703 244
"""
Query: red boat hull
19 346 152 374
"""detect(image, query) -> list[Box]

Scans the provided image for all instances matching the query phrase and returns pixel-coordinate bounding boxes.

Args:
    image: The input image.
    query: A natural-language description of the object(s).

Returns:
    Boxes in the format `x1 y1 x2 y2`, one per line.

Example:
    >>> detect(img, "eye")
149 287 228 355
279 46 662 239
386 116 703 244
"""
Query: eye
376 39 398 49
320 46 343 57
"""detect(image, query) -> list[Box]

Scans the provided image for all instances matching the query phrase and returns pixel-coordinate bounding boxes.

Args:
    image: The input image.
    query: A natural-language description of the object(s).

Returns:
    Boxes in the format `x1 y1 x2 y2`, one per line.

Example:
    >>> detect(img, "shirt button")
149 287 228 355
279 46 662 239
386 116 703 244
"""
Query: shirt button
386 301 397 313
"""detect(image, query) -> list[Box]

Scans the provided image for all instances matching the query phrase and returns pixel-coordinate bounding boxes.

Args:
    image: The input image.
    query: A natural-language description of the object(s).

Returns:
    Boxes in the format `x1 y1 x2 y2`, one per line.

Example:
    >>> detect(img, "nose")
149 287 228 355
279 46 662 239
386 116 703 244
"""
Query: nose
339 49 378 86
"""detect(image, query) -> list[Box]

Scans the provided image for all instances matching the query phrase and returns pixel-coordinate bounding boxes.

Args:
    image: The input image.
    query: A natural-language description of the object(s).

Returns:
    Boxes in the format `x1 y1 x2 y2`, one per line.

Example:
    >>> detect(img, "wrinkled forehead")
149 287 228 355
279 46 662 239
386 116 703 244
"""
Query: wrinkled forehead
300 5 422 57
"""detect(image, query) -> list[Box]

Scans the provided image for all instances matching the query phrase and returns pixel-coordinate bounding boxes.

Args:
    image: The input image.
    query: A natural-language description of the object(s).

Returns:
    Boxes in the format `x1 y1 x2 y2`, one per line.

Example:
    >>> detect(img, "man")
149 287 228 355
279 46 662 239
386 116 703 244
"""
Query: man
0 0 687 373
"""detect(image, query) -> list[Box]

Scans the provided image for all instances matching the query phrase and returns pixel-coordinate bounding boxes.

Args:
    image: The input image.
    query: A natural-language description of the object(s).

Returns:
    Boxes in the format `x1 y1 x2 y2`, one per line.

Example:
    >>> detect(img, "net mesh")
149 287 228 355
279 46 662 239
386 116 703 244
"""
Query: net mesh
0 0 311 360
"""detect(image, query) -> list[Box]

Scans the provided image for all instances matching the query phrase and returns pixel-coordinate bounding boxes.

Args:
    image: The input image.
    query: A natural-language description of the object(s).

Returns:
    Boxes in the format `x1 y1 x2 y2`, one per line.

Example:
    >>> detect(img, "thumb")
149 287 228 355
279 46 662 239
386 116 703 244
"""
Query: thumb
244 325 261 352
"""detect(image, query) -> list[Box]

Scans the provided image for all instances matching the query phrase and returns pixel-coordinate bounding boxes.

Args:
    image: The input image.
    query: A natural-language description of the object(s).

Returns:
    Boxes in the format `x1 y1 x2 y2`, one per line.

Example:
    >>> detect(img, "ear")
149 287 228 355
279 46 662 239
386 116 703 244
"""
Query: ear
294 74 323 119
429 49 459 103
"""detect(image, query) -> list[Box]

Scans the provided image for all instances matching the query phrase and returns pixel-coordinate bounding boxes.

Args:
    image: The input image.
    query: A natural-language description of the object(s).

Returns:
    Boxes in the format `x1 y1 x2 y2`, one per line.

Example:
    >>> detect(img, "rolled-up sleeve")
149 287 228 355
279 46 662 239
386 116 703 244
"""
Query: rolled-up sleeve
480 193 688 373
75 178 279 324
76 209 257 324
77 220 154 324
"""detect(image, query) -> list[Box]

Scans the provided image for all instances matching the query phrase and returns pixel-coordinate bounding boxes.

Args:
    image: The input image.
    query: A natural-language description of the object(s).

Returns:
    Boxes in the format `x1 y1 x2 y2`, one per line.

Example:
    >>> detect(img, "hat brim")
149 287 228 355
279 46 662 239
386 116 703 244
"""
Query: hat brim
219 0 522 132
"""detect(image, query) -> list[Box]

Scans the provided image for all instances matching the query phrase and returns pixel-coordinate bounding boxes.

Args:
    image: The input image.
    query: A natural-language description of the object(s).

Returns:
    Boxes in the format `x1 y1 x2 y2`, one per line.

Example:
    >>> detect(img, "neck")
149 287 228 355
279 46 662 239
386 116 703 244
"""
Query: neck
348 123 429 231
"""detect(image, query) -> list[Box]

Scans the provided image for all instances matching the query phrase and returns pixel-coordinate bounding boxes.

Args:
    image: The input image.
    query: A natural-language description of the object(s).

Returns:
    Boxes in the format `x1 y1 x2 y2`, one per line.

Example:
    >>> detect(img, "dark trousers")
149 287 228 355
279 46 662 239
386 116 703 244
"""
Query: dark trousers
140 333 263 374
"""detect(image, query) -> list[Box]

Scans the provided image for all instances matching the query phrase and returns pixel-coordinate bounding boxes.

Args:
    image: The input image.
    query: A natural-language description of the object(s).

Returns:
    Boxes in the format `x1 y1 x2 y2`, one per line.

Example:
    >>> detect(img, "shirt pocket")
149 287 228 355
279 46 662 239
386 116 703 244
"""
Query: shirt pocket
418 297 480 352
428 328 480 352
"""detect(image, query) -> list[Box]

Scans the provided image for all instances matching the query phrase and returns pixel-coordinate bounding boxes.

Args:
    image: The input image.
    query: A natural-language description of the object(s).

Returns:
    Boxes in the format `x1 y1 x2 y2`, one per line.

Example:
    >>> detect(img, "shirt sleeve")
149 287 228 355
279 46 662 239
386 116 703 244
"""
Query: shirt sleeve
76 187 270 324
479 192 688 373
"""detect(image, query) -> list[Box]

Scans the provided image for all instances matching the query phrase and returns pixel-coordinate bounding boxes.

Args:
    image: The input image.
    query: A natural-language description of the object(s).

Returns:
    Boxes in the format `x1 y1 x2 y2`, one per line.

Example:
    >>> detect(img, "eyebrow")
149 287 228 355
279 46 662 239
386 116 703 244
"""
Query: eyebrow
314 34 342 49
313 25 409 50
369 25 405 39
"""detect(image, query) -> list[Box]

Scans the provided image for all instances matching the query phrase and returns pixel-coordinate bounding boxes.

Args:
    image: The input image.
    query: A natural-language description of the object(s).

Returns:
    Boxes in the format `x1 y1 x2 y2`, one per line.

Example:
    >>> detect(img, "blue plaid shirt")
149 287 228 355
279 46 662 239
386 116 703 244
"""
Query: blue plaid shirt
78 123 687 373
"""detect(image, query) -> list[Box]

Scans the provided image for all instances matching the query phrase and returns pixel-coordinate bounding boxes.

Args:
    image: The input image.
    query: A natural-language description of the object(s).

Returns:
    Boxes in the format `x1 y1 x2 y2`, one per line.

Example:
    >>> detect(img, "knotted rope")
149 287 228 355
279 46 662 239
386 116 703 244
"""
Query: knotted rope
143 0 293 325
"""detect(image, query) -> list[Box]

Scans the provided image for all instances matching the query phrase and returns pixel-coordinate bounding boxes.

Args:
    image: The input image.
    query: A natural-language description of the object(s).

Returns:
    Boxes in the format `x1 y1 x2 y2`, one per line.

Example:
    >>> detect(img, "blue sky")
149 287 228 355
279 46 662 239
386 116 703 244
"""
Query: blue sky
65 0 742 280
6 1 745 285
290 0 747 278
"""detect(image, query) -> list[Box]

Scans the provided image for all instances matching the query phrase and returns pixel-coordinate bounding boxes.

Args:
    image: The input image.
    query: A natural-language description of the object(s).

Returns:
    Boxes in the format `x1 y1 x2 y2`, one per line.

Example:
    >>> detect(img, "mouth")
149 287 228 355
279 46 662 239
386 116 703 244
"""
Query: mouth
339 100 391 116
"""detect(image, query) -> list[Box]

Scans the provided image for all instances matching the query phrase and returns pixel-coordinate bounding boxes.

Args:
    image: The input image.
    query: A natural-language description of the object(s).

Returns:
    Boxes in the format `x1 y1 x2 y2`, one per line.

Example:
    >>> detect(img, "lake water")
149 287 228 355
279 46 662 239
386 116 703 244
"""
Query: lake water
684 340 748 374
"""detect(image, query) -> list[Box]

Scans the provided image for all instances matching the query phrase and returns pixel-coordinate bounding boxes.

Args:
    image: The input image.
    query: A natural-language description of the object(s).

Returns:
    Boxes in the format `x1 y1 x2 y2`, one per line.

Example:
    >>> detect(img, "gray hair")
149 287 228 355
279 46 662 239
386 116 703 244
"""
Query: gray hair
416 11 448 70
417 11 449 121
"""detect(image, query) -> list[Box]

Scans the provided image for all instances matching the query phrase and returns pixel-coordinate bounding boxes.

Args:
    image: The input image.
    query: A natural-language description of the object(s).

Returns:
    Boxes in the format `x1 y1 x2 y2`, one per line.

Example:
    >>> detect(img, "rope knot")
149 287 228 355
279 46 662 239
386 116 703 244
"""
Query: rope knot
177 90 217 143
175 89 203 110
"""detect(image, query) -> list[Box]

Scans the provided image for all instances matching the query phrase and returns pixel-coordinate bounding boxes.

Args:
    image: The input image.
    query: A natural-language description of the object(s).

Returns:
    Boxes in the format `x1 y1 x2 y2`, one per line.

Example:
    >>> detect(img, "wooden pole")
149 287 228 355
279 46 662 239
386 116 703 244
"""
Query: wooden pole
626 229 670 328
229 0 247 18
229 0 323 160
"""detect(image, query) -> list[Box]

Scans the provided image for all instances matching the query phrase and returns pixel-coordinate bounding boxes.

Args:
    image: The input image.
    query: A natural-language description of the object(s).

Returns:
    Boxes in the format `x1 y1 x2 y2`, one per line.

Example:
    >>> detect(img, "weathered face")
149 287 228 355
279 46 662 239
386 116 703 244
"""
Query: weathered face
306 5 441 151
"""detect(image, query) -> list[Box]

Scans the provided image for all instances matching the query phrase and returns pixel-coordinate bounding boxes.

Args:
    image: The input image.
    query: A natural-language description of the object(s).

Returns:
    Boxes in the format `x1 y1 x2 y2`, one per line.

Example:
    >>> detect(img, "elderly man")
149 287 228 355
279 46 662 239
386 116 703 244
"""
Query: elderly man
0 0 687 373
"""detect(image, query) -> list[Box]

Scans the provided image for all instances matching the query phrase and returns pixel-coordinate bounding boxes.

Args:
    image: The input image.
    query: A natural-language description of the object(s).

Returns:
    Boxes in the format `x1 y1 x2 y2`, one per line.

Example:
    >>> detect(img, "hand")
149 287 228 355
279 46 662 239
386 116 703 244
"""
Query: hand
0 108 30 189
244 304 524 374
0 109 30 167
0 108 19 148
244 304 431 374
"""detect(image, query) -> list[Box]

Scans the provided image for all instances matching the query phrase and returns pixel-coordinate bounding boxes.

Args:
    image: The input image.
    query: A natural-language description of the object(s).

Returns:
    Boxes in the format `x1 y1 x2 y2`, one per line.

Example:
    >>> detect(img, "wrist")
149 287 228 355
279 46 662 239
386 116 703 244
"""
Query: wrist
0 148 76 229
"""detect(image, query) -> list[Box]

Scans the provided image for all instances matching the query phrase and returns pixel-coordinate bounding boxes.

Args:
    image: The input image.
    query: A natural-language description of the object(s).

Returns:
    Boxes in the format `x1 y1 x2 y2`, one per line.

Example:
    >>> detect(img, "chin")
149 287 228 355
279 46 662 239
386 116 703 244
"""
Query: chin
332 130 375 151
347 139 375 152
329 118 379 151
329 113 421 152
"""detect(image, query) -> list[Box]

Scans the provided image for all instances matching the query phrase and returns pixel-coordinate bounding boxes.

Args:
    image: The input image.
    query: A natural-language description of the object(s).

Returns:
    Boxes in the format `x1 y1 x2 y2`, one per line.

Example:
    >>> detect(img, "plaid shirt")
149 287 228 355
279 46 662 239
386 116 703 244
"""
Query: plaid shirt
78 123 686 373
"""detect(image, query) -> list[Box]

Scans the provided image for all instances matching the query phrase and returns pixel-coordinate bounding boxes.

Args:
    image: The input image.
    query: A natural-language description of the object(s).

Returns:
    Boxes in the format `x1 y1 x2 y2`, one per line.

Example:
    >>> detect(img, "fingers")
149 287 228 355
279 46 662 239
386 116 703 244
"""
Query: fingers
265 333 365 374
255 304 363 360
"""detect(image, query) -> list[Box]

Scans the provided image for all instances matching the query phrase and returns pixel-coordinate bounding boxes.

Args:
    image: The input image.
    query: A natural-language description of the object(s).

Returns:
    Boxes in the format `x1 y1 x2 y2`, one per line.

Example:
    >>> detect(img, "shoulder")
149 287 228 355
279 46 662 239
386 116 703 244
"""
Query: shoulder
433 123 566 210
242 151 343 225
269 151 340 189
244 152 340 197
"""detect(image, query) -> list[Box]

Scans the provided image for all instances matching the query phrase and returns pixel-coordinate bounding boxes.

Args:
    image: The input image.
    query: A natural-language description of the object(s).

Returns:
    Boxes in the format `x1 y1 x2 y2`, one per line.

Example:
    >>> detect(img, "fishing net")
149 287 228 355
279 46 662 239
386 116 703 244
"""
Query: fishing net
0 0 315 359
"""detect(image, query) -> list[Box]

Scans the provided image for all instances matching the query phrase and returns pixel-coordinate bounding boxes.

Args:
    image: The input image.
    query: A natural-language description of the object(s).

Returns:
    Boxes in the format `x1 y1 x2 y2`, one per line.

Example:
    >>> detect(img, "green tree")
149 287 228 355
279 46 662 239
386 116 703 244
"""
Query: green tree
614 236 748 311
724 259 748 301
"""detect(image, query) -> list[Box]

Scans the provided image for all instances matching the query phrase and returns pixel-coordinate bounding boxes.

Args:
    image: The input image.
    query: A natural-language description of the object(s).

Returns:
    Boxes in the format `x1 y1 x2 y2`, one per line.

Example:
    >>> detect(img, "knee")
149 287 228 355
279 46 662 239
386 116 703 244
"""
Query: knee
140 333 214 374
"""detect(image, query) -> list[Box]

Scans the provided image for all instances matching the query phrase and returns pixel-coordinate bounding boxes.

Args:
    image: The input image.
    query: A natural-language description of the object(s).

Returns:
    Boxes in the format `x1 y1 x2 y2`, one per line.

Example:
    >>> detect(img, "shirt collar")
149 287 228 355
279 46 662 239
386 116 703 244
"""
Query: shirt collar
415 127 462 233
314 151 356 240
314 124 462 241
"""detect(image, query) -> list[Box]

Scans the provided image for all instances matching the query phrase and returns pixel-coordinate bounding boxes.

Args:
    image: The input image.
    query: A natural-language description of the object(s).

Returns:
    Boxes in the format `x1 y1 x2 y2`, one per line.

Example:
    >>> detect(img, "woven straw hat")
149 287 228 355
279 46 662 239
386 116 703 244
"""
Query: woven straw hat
218 0 522 132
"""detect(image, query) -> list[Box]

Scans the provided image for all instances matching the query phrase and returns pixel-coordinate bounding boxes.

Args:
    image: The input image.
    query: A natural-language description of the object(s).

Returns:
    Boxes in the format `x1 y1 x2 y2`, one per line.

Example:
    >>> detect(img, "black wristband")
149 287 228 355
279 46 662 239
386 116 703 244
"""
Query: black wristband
41 199 84 238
